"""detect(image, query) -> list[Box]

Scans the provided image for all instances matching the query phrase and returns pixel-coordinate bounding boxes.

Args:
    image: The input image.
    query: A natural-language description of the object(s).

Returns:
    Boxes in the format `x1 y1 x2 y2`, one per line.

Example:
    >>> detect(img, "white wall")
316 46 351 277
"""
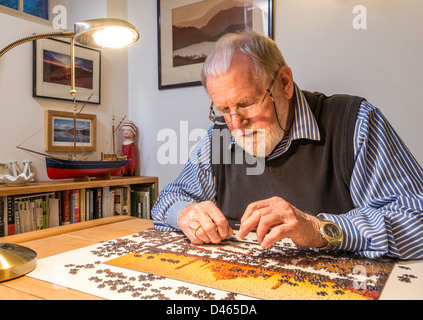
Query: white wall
2 0 421 189
128 0 423 191
0 0 129 180
275 0 423 165
128 0 211 189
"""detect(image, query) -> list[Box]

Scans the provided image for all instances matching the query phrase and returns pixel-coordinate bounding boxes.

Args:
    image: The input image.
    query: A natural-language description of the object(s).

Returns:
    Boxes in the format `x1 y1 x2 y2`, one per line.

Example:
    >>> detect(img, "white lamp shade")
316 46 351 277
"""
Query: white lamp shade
74 18 139 49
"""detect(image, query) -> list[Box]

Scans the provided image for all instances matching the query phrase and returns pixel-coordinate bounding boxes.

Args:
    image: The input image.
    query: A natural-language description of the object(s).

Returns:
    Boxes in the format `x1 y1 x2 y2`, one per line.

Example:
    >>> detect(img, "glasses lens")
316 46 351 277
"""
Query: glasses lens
238 104 262 119
209 99 265 124
214 115 227 124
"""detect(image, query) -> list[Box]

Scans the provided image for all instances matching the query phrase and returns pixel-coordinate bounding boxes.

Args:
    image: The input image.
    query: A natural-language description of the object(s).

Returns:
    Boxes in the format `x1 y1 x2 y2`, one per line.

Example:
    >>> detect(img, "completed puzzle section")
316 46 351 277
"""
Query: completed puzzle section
105 229 394 300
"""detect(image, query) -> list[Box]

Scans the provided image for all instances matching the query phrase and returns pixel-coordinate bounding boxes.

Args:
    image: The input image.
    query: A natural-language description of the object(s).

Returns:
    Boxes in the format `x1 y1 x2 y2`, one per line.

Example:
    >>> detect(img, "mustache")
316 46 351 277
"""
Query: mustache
231 127 265 137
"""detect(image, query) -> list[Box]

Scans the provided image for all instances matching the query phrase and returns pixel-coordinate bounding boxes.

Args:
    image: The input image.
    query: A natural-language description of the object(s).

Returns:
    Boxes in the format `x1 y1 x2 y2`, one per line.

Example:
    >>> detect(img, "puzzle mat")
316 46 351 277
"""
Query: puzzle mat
28 228 395 300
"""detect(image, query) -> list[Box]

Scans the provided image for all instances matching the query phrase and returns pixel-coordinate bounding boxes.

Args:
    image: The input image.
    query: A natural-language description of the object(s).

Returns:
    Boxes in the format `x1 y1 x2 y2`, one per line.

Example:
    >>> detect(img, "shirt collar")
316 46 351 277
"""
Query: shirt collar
267 83 321 160
290 83 321 141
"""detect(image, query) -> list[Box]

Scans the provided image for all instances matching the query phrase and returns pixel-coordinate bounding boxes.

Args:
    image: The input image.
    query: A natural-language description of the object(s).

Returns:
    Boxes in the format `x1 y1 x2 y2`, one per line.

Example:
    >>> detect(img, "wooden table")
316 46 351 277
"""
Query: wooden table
0 216 153 300
1 216 422 300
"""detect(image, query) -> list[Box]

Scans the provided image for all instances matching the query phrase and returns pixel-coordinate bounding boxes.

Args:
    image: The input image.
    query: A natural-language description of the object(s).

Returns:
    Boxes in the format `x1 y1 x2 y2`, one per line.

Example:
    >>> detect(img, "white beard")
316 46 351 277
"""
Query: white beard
232 120 283 158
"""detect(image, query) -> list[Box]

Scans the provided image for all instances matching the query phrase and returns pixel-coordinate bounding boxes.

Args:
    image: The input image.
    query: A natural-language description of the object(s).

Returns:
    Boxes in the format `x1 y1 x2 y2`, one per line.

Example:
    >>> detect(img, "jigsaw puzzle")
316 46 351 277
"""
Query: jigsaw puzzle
29 228 395 300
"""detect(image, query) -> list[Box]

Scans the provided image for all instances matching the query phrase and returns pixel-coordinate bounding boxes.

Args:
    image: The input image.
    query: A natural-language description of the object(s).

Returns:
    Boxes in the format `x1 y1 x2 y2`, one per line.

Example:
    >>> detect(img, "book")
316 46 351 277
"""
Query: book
88 189 94 220
48 197 60 228
14 199 20 234
6 195 15 235
130 190 143 218
29 199 36 231
112 187 123 215
94 188 102 219
61 190 71 225
131 183 155 219
102 186 114 218
122 185 130 216
42 196 47 229
34 197 43 230
71 189 80 223
0 199 4 237
80 188 86 222
54 191 62 226
17 199 26 233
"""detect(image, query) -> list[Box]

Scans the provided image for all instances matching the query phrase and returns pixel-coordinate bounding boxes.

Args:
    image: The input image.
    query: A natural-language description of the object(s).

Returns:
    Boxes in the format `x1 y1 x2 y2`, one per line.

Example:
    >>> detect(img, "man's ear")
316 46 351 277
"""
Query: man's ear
277 66 294 100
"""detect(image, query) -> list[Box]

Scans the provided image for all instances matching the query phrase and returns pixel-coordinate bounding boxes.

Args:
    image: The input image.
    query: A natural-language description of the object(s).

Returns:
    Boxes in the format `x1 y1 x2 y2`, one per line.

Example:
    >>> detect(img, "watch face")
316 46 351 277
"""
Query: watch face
323 223 341 238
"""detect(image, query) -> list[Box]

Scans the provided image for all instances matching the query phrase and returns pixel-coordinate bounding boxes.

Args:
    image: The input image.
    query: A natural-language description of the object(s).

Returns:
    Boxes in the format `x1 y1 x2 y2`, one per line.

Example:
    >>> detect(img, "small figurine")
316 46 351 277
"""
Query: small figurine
120 120 137 176
0 160 35 186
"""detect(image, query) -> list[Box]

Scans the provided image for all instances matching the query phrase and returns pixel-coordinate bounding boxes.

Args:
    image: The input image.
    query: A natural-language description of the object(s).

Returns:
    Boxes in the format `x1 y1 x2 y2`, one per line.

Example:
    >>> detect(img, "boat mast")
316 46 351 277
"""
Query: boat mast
71 94 91 160
112 115 116 154
73 98 77 160
111 114 126 155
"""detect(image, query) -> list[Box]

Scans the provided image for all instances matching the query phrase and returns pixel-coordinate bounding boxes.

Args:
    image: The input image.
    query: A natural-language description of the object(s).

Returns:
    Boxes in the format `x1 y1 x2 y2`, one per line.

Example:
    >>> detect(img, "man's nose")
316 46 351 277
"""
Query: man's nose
230 113 246 129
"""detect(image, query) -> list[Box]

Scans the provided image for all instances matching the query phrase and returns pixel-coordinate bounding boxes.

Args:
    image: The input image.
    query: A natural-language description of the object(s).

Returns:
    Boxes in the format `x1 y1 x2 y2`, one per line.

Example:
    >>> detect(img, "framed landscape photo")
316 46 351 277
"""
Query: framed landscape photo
45 110 97 152
157 0 274 90
33 38 101 104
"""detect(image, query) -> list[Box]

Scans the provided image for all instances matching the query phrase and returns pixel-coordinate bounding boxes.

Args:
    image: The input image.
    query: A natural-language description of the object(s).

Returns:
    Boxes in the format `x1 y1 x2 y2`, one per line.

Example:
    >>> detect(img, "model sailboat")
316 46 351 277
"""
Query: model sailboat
18 96 130 180
44 157 129 180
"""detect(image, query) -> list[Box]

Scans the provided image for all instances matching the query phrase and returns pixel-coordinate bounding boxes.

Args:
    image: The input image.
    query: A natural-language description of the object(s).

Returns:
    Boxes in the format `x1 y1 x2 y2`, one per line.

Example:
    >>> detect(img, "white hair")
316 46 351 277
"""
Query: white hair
201 31 287 90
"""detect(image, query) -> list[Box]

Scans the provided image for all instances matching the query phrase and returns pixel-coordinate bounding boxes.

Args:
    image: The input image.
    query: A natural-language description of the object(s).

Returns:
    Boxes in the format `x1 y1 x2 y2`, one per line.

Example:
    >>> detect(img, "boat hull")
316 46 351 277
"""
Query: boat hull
46 158 130 180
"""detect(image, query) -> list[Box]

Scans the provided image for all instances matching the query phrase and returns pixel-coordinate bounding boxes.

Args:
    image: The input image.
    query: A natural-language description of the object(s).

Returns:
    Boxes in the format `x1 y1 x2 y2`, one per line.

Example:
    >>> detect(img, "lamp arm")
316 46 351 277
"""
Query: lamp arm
0 31 75 57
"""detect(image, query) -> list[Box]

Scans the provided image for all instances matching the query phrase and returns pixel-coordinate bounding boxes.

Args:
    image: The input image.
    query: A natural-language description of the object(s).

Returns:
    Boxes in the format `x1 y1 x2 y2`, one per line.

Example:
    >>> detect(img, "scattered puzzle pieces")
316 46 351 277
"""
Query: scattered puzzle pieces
29 228 395 300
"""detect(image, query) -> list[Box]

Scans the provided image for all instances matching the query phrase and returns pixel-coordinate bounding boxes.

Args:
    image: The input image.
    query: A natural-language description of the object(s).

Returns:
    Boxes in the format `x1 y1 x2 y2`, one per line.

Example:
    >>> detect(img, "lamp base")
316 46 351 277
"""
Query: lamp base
0 243 37 282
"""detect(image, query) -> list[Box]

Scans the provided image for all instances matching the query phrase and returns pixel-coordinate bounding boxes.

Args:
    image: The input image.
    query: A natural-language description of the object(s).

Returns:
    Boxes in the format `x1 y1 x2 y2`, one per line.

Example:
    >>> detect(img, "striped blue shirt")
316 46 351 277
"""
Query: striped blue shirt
152 85 423 260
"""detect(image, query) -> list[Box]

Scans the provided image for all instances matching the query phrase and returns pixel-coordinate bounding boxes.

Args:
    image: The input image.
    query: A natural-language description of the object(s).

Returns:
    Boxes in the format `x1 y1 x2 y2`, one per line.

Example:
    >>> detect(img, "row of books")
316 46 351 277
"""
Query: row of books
0 183 155 237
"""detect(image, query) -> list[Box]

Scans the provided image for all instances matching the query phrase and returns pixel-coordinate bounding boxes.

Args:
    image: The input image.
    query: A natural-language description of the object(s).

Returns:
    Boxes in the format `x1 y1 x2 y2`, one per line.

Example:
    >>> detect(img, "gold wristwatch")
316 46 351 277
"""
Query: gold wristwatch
317 217 343 250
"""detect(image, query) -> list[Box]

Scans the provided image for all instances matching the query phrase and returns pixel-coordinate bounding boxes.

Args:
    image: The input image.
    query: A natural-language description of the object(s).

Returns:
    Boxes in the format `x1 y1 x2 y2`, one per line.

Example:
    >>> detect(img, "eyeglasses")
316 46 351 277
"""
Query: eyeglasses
208 76 276 125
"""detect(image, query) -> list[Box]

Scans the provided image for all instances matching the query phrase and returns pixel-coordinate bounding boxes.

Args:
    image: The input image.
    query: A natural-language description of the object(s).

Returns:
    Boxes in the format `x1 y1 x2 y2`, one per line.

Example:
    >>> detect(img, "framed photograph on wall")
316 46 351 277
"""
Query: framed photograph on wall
33 38 101 104
45 110 97 152
157 0 274 90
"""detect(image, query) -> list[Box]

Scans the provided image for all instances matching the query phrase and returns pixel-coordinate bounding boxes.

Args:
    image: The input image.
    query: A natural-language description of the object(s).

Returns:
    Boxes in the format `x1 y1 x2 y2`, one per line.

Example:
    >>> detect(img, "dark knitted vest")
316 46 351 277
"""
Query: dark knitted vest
211 91 363 229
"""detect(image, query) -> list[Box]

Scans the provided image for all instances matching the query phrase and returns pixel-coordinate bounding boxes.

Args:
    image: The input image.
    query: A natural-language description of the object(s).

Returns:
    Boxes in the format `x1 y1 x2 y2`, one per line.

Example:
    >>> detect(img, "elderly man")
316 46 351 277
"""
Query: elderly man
152 31 423 260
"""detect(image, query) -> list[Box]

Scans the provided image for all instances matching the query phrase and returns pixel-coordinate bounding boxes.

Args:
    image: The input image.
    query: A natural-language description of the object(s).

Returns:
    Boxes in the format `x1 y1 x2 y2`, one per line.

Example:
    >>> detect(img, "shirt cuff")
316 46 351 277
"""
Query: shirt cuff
166 201 195 230
318 213 368 252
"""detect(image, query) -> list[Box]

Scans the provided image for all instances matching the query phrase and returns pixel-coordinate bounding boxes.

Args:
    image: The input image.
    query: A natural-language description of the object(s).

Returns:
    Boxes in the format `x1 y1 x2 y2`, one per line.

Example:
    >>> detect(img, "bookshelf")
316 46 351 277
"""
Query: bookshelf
0 176 158 238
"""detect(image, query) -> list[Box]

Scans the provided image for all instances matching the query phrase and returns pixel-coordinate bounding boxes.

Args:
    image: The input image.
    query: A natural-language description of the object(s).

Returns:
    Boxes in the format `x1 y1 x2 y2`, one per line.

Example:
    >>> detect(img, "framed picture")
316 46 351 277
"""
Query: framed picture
45 110 97 152
157 0 274 90
33 38 101 104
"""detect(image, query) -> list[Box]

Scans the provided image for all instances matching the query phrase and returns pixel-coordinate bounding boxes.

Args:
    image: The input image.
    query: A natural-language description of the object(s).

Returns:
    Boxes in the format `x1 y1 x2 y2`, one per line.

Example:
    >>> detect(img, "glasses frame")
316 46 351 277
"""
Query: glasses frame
208 75 276 125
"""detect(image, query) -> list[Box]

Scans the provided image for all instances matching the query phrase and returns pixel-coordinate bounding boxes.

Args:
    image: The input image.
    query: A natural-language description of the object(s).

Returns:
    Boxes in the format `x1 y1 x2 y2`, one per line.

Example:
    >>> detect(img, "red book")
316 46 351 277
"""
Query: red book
61 190 70 225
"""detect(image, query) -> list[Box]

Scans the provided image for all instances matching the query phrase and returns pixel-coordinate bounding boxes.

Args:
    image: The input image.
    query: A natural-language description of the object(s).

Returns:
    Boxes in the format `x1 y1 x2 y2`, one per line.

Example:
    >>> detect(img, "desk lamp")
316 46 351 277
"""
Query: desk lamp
0 18 140 282
1 18 139 96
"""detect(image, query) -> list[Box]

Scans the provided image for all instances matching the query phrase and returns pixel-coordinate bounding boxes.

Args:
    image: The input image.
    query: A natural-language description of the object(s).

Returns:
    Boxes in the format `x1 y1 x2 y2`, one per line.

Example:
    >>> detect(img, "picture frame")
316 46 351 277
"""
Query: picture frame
45 110 97 152
33 38 101 104
157 0 274 90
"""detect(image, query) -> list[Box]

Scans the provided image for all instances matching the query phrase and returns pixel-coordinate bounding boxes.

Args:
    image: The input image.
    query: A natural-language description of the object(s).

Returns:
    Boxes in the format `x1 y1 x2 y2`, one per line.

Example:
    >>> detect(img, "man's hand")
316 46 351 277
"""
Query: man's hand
237 197 327 249
177 201 233 245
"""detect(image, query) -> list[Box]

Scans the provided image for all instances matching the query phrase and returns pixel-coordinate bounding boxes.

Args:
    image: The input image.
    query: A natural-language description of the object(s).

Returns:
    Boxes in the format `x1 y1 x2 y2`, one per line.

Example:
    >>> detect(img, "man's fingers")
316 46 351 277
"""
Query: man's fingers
260 225 290 249
241 199 271 223
256 214 285 245
197 215 221 244
203 204 233 241
238 207 271 239
185 222 205 245
179 201 232 244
